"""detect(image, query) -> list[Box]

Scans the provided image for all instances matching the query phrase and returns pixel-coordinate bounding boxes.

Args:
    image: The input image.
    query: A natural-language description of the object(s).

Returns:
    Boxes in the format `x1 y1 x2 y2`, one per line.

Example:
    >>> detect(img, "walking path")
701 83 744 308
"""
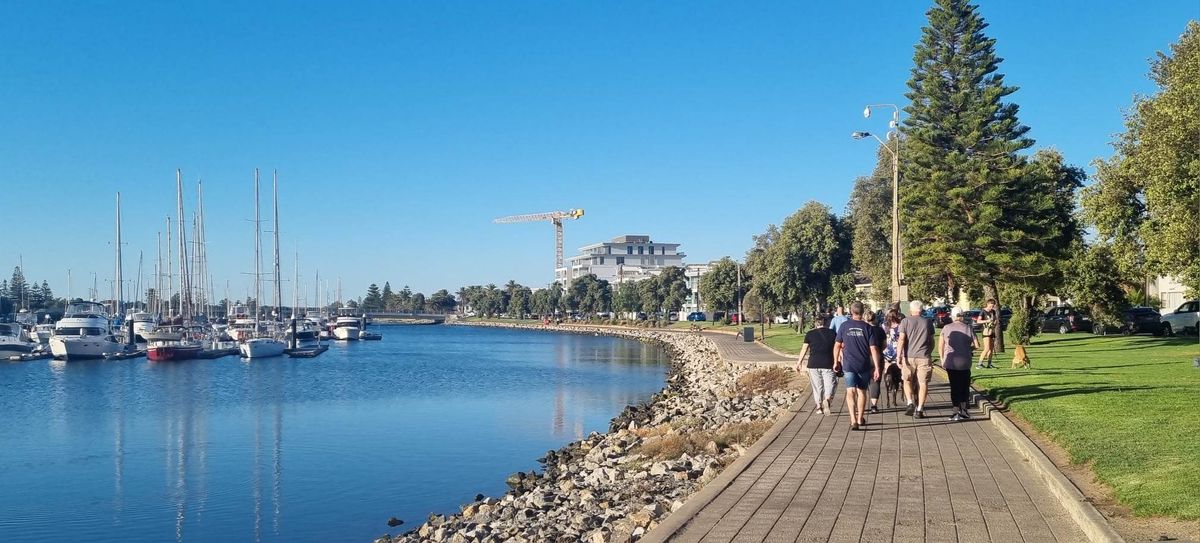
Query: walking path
702 331 793 365
643 334 1108 542
647 376 1095 543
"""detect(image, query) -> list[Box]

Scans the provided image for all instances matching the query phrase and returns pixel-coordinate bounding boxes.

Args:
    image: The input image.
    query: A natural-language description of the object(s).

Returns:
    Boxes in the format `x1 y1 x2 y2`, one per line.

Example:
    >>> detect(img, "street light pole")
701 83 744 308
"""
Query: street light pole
854 103 904 303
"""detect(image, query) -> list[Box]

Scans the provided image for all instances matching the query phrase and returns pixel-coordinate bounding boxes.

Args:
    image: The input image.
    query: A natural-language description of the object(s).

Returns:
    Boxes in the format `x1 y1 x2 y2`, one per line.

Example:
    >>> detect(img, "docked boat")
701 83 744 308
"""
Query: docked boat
241 337 287 358
0 323 35 357
49 301 125 360
238 169 288 360
129 311 157 342
332 311 362 341
147 341 203 362
27 323 55 346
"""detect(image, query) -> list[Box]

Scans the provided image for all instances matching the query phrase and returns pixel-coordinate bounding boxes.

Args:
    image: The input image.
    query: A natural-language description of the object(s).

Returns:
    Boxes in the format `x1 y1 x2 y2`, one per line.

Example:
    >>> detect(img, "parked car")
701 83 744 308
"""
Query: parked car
1121 306 1165 336
712 311 726 321
922 306 952 327
1041 306 1093 334
729 313 741 324
686 312 707 322
1160 300 1199 336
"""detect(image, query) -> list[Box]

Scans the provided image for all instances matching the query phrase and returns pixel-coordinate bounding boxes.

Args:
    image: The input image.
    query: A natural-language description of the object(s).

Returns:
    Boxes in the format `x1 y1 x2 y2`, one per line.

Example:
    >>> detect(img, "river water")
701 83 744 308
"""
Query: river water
0 325 668 542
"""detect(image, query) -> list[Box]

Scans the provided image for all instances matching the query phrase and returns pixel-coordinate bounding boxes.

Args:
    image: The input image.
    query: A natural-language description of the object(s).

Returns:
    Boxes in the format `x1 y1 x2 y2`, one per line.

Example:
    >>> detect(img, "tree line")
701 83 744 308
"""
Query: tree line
457 268 691 319
360 282 458 314
697 2 1198 339
0 266 60 314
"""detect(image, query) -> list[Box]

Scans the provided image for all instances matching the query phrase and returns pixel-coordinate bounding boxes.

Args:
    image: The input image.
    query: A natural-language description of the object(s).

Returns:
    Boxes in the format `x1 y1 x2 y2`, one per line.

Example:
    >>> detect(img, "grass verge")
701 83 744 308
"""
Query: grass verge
971 334 1200 520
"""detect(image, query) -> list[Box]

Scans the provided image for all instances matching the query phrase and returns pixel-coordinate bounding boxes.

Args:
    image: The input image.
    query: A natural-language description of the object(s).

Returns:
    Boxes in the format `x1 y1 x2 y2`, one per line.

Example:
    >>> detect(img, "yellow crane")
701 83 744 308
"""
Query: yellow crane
494 208 585 279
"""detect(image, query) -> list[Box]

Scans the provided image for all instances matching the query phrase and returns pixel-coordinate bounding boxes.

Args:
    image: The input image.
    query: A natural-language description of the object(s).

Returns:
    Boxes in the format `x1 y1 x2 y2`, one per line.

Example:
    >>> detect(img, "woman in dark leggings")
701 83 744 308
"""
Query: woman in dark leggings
865 311 890 414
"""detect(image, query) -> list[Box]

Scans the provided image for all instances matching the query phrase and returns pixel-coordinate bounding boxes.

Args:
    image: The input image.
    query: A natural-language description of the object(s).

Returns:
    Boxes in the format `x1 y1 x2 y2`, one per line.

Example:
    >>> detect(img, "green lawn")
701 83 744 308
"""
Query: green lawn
971 334 1200 520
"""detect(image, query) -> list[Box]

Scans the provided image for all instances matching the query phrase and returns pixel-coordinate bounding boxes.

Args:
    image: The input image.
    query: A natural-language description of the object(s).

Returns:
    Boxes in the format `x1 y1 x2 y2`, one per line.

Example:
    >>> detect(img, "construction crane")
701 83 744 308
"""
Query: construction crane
494 208 585 279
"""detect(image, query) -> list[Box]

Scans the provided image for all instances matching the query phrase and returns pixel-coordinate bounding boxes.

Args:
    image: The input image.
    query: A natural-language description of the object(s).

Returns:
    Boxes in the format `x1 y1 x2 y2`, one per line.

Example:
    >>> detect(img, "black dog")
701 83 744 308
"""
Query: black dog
884 363 903 408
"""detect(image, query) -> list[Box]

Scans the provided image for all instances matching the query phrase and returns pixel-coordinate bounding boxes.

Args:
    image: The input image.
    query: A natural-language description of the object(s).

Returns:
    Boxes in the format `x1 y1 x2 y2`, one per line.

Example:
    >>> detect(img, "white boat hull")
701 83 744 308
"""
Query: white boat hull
0 342 35 356
333 326 360 341
50 336 125 360
132 321 157 342
240 338 286 358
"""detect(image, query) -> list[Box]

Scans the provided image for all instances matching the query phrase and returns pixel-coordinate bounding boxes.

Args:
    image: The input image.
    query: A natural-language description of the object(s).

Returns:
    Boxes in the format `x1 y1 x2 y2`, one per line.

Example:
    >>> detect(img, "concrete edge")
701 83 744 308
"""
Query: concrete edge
638 398 806 543
931 366 1126 543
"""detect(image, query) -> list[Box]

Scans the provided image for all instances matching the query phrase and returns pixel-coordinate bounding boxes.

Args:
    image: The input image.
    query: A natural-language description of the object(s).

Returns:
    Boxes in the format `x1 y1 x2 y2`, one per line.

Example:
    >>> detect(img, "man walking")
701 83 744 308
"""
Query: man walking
829 306 848 331
834 302 882 430
897 300 934 419
941 311 979 421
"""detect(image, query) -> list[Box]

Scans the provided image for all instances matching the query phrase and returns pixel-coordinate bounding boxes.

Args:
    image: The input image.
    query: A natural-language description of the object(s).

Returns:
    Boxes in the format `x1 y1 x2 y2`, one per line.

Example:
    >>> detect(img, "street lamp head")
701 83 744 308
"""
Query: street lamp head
851 131 871 140
863 106 872 119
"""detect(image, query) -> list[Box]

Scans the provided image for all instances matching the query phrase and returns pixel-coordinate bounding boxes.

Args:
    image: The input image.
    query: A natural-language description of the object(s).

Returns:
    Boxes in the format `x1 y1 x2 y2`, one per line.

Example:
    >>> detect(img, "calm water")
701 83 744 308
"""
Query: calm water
0 325 667 542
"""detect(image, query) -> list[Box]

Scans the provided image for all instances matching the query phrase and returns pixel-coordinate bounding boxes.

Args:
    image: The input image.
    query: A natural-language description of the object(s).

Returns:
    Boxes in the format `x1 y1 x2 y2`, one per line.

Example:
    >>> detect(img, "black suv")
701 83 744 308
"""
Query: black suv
1041 306 1093 334
1121 306 1165 336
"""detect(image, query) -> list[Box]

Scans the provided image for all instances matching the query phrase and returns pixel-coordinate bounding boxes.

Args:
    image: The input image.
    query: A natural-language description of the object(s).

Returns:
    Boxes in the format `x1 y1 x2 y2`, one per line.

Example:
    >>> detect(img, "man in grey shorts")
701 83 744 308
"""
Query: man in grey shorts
897 299 934 419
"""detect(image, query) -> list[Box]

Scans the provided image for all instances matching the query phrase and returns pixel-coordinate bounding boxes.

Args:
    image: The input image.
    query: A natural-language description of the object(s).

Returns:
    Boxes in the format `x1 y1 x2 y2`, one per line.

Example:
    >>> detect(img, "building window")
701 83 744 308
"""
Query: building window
649 246 654 254
638 246 644 255
600 257 605 265
606 246 611 255
627 246 633 254
616 257 624 265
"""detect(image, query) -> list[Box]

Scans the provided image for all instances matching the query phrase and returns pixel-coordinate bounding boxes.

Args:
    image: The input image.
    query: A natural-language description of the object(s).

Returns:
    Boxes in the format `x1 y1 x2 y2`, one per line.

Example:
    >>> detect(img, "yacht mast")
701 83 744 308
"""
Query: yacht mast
292 253 299 317
116 193 123 316
272 170 282 324
253 168 262 331
166 217 173 318
156 231 163 316
176 169 190 323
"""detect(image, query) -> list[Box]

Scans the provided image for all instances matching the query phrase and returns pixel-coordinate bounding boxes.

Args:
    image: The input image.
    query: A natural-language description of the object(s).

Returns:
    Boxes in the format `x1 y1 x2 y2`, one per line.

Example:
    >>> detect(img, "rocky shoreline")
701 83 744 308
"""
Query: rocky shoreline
374 322 803 543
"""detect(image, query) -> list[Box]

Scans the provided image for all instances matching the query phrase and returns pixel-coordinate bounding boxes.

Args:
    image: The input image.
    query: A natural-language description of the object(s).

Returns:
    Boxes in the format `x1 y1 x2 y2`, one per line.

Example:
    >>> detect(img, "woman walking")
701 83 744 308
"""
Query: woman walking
864 311 891 415
977 298 998 369
796 314 838 415
942 312 979 421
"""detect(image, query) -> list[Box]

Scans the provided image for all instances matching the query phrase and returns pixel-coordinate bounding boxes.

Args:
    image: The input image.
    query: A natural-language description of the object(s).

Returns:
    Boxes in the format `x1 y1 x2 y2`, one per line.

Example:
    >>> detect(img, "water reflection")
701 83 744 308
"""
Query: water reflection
0 326 665 543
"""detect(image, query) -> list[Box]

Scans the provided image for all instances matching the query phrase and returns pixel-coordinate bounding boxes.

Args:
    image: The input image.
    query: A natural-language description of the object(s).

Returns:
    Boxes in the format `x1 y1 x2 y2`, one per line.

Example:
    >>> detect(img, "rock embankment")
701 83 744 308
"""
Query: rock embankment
375 322 803 543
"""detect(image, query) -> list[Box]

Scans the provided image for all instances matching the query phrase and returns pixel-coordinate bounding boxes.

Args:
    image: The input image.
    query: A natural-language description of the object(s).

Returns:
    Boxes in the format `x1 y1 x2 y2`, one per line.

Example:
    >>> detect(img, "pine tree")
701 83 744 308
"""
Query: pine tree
381 282 395 311
363 284 383 312
902 0 1036 301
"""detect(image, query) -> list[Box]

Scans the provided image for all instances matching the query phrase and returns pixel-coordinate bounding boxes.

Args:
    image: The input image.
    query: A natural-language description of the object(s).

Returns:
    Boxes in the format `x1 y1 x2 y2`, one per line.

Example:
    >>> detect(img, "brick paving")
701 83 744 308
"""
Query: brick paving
661 378 1090 543
702 331 794 365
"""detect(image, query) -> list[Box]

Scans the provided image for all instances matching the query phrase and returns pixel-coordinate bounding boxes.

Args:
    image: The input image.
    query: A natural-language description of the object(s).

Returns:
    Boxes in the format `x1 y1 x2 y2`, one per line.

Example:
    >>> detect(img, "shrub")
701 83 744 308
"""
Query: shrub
736 366 792 394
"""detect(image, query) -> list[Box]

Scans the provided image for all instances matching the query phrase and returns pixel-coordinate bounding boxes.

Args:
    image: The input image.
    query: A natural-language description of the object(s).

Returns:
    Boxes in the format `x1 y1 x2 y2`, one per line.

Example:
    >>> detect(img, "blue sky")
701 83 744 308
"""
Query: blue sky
1 1 1196 302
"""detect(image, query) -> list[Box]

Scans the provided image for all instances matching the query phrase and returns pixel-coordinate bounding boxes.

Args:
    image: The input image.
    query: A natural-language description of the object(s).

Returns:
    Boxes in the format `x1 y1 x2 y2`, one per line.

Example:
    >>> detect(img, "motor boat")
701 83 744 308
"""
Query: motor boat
147 341 203 362
129 311 157 342
27 323 55 345
0 323 35 357
49 301 126 360
331 309 362 340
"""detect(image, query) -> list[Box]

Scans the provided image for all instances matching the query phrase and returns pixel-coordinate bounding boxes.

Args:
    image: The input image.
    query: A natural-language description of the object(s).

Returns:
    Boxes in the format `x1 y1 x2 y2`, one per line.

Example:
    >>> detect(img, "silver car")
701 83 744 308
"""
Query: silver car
1161 300 1199 336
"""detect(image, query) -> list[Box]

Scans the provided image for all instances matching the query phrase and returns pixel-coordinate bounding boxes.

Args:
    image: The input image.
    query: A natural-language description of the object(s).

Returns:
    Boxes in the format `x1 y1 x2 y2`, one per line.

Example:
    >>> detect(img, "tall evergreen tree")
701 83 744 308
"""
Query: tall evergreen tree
363 283 383 311
902 0 1043 302
381 282 395 311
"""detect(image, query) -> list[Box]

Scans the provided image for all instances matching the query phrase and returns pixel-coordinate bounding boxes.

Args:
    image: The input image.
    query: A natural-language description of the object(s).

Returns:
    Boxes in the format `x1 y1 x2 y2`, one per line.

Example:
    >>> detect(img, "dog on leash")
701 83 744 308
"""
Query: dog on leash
1011 344 1032 369
883 363 903 407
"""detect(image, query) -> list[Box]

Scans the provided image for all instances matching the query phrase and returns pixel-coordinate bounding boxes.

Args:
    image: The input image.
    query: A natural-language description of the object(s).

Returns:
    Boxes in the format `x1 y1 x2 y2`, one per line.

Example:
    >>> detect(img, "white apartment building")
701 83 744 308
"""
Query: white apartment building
559 235 686 285
680 263 711 316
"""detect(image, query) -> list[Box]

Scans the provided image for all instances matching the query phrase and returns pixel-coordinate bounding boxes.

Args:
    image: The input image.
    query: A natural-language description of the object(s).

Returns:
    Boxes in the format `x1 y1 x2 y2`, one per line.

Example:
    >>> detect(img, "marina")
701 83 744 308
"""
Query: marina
0 325 667 543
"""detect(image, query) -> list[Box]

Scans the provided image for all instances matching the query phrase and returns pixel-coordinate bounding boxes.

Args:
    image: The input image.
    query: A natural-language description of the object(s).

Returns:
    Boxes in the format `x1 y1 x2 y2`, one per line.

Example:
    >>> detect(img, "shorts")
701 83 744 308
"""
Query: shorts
843 371 871 390
901 357 933 385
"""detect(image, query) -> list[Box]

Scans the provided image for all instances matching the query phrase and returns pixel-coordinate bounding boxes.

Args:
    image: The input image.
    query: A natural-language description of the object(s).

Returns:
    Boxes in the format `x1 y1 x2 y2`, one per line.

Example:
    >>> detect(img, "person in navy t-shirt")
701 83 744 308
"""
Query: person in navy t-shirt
834 301 883 430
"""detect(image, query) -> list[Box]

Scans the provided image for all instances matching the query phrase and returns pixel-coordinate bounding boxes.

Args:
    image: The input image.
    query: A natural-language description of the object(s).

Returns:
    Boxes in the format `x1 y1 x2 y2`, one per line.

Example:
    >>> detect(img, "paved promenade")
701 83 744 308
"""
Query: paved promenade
653 378 1090 543
701 331 794 365
646 333 1099 543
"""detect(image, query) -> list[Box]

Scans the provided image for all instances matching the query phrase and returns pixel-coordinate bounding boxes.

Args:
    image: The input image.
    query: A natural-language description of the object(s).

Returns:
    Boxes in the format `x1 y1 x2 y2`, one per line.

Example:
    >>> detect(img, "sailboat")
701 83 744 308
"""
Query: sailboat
147 172 206 361
240 169 286 359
